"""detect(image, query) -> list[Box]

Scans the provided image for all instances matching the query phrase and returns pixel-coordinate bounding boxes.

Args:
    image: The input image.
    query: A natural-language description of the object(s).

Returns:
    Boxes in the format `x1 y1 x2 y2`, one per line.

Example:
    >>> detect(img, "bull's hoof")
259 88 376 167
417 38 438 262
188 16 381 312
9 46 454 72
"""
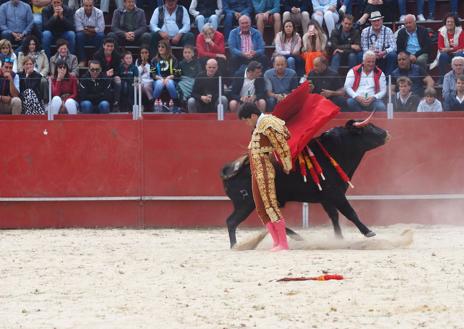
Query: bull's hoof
364 231 376 238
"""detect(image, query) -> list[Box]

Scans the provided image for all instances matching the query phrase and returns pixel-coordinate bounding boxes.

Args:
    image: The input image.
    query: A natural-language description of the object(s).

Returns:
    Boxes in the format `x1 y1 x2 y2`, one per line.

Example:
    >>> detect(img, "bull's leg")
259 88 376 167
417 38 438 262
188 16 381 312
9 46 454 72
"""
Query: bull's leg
321 202 343 239
332 197 376 237
226 203 255 248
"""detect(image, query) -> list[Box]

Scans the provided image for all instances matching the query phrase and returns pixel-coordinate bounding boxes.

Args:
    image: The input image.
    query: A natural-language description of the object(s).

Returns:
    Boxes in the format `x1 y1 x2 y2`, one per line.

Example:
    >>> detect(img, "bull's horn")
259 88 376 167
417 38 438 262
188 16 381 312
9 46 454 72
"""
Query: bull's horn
353 110 376 128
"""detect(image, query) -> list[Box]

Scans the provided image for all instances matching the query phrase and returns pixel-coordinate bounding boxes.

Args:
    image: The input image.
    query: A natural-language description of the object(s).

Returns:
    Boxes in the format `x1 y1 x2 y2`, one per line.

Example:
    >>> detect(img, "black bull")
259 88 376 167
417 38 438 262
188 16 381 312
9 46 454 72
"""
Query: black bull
221 120 389 248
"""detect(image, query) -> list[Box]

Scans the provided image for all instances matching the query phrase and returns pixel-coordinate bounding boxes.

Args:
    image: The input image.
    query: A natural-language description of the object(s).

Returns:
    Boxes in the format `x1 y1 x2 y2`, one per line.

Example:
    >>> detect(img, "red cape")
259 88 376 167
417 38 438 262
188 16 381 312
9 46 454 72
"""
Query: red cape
273 81 340 160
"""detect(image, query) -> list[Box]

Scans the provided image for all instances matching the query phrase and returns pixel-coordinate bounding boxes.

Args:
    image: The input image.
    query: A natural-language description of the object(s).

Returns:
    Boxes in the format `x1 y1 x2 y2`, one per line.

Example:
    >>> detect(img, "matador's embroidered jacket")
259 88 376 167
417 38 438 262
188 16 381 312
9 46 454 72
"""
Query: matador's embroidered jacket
248 114 292 223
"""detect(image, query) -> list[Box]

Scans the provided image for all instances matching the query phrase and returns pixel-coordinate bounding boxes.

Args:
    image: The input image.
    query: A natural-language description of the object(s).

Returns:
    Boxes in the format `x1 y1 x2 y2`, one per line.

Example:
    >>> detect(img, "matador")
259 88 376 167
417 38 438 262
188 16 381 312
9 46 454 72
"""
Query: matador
238 103 293 251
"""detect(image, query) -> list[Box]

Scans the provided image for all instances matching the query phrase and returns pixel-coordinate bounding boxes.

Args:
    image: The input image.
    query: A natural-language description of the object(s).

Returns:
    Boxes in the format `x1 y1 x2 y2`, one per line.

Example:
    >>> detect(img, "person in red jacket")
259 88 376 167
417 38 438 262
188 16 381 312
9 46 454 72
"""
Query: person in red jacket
50 60 78 114
195 23 227 76
435 14 464 78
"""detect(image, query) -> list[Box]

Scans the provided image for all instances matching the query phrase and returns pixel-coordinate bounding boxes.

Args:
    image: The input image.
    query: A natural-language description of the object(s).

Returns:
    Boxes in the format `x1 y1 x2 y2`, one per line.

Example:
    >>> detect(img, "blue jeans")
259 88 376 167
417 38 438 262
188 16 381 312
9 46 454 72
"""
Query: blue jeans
330 52 362 72
283 55 304 76
224 12 238 41
341 0 352 14
33 13 42 31
76 31 104 61
80 100 111 114
398 0 424 15
377 51 397 76
195 15 219 32
439 51 464 78
153 79 177 99
42 30 76 58
347 98 386 112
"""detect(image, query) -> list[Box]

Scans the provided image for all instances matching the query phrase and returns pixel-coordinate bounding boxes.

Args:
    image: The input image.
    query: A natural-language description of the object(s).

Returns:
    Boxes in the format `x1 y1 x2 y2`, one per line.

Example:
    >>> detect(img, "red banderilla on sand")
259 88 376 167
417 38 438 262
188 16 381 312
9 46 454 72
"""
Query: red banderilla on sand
277 274 344 282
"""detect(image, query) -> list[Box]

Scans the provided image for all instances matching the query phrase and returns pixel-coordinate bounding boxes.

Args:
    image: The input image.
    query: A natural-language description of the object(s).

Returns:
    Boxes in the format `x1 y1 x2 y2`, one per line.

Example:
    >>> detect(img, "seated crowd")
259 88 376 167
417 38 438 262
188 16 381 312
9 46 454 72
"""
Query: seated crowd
0 0 463 115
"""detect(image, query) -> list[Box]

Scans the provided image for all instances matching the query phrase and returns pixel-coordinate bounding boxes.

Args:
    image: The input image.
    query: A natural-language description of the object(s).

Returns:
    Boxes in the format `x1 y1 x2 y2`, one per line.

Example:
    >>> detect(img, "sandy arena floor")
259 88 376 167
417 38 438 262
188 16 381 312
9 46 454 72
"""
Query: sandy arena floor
1 224 464 329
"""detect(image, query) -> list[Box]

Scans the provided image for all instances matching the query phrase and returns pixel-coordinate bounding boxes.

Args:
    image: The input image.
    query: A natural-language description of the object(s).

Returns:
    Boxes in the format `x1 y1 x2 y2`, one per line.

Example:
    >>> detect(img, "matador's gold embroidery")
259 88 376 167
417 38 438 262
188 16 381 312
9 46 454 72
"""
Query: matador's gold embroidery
248 115 292 224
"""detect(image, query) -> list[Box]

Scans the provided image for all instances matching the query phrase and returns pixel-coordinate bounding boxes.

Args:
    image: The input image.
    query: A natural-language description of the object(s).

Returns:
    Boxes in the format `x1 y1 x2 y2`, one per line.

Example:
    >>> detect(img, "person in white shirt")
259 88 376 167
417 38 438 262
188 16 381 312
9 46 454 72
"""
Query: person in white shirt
417 87 443 112
344 50 386 112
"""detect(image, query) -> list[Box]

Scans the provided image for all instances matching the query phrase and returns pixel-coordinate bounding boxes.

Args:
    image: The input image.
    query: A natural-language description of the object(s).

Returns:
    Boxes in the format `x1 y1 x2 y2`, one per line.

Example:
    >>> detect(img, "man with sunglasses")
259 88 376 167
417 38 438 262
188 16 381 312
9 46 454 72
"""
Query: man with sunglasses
79 60 113 113
0 58 21 114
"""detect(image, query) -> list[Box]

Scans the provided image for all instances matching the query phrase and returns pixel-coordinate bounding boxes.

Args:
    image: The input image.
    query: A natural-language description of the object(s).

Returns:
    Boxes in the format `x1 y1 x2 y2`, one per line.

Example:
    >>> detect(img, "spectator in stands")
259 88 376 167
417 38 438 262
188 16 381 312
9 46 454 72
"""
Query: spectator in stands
136 46 154 110
108 0 151 49
398 1 426 22
264 55 298 111
0 39 17 72
50 60 78 114
0 0 34 49
50 39 78 77
392 76 421 112
99 0 123 14
149 0 195 52
311 0 338 38
178 45 201 103
75 0 105 67
417 87 442 112
17 35 49 77
308 56 346 108
329 14 362 73
222 0 253 41
396 15 432 71
229 60 266 113
444 74 464 111
344 50 387 112
188 58 228 113
423 0 459 20
360 11 397 76
354 0 383 28
282 0 311 35
391 51 434 97
443 56 464 106
42 0 76 58
31 0 51 30
252 0 281 37
151 39 179 105
189 0 222 32
228 15 268 76
0 57 21 114
434 14 464 79
301 20 327 75
196 23 227 77
93 38 121 111
273 20 303 76
79 60 113 113
19 55 45 115
117 51 139 110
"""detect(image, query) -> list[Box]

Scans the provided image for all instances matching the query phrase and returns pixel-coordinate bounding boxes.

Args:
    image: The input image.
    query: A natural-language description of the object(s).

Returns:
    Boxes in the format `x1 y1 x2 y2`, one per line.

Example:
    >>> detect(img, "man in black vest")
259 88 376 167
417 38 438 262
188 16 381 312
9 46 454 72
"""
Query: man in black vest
149 0 195 53
107 0 151 49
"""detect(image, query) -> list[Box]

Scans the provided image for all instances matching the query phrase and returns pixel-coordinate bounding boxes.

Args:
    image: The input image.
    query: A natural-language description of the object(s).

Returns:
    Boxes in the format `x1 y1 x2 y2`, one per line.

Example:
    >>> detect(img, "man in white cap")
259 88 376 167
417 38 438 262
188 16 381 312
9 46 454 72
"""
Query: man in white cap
360 11 397 76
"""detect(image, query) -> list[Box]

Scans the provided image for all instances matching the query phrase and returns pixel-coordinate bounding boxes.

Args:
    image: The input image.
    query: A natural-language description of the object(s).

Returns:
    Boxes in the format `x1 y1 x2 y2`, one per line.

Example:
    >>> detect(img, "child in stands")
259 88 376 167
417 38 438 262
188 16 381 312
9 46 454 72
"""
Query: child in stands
118 51 139 111
178 45 201 103
417 87 443 112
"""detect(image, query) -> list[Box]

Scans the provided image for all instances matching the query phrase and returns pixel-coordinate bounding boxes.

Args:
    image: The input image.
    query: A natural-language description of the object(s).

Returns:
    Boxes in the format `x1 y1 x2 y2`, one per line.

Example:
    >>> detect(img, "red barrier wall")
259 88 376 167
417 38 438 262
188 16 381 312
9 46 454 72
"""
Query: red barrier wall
1 113 464 229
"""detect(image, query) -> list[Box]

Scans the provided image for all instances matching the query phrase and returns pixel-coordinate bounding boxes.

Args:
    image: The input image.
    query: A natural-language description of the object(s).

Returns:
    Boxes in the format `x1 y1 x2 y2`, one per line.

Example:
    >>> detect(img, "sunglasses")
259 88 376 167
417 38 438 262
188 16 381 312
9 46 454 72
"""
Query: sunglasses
89 68 101 72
